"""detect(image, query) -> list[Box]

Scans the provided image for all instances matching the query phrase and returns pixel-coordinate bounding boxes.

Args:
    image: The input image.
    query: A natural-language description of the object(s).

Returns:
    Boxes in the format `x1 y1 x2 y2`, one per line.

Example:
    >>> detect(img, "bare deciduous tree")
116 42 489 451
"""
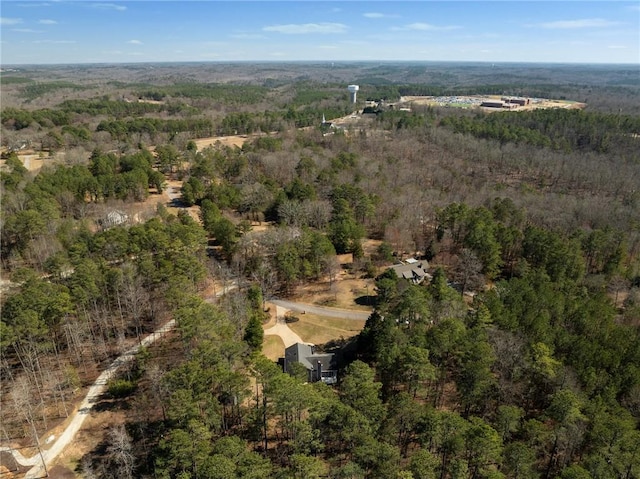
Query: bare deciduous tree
11 375 48 477
106 424 135 479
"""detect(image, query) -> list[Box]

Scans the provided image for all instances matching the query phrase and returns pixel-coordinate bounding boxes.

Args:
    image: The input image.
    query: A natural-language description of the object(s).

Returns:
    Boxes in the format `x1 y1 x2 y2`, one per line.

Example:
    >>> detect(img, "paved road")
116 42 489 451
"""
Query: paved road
270 299 371 321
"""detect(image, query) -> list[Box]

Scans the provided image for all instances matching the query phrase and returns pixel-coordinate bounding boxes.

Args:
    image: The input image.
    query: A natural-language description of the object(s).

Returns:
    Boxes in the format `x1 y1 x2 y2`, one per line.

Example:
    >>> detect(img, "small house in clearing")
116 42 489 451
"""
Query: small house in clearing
284 343 338 385
390 258 431 284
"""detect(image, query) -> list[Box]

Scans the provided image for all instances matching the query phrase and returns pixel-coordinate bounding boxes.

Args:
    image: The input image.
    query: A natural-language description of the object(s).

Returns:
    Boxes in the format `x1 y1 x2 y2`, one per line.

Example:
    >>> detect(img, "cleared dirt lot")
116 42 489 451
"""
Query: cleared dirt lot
193 134 255 150
400 95 586 111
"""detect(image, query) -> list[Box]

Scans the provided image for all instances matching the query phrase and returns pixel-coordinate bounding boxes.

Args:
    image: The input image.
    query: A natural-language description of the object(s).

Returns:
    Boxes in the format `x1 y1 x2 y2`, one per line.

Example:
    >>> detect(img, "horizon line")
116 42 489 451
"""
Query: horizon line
2 59 639 68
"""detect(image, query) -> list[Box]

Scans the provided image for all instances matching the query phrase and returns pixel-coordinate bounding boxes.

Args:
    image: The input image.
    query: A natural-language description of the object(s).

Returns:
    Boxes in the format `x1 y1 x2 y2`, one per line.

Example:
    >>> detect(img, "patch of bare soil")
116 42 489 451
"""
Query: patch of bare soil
193 134 256 150
137 99 164 105
0 150 48 172
362 238 383 257
401 95 585 111
249 221 274 233
46 464 79 479
0 148 86 173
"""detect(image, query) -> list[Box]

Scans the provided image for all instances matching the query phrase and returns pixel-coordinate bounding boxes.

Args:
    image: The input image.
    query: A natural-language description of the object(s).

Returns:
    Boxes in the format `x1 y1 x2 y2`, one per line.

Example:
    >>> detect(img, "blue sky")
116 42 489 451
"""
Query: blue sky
1 1 639 65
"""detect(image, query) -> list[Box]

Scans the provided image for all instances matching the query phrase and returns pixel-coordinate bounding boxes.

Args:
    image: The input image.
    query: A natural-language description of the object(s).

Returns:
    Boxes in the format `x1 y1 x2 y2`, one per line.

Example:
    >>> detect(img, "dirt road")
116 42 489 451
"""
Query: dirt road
2 286 236 479
14 320 175 478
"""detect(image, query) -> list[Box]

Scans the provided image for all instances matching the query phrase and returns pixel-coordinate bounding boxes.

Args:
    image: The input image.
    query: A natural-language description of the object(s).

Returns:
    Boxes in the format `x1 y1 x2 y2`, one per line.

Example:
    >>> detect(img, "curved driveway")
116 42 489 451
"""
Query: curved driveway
263 305 306 348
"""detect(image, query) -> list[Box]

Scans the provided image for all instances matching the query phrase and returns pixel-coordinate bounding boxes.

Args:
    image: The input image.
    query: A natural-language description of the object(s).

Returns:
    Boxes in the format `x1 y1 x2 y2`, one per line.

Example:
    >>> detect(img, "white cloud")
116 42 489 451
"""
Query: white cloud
340 40 370 46
263 22 347 34
1 17 23 25
627 5 640 12
12 28 44 33
392 22 460 32
364 13 399 19
38 19 57 24
128 39 143 44
17 3 51 7
200 41 227 47
538 18 620 29
608 45 627 49
230 33 266 40
93 3 127 12
33 40 76 44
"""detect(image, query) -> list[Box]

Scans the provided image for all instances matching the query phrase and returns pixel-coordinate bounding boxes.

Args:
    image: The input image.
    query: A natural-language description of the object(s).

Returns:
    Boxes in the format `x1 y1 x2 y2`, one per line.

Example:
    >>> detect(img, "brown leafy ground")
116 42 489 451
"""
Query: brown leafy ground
47 407 127 479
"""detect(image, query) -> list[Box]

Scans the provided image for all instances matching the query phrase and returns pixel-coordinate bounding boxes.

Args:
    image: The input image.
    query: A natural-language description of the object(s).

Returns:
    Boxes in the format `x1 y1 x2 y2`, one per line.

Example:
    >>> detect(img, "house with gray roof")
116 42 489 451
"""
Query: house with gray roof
284 343 337 385
390 258 431 284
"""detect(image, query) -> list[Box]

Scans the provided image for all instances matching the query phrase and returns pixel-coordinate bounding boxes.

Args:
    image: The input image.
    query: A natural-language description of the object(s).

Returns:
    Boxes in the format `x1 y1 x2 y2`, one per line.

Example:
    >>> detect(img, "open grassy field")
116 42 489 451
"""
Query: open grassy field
262 335 285 361
287 313 366 345
292 278 376 311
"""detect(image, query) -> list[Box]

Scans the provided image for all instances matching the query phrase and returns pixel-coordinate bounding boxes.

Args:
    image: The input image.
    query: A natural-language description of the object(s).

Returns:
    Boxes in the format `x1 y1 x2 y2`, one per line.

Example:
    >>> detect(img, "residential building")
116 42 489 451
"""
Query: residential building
284 343 337 385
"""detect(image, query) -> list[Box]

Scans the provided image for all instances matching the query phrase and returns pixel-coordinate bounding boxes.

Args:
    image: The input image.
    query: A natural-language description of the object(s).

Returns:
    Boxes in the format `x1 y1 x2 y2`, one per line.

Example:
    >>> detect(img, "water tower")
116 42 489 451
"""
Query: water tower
347 84 359 103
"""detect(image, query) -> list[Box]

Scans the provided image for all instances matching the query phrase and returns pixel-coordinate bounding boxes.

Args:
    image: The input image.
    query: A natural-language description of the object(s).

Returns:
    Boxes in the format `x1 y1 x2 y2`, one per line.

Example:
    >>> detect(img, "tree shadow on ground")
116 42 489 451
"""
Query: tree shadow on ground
169 197 189 208
354 295 376 307
90 394 133 413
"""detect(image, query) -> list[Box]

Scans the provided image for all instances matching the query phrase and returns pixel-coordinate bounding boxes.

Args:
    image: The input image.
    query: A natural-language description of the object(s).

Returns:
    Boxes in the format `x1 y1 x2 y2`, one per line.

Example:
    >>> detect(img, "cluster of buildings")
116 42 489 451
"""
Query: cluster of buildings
480 97 531 109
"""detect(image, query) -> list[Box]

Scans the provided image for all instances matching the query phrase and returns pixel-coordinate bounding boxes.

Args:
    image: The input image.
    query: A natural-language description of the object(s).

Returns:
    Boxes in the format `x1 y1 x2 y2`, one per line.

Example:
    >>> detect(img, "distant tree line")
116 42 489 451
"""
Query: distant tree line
19 81 86 100
137 83 268 104
440 108 640 153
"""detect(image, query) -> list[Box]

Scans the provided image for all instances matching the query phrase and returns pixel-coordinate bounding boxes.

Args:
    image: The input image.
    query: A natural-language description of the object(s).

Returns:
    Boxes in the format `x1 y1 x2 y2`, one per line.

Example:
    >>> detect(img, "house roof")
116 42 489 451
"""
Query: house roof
285 343 336 371
390 260 430 282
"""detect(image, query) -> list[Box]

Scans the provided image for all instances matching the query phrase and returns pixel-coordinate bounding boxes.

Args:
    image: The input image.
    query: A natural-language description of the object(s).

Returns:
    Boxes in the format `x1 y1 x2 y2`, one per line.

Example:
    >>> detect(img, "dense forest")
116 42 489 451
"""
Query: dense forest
1 62 639 478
